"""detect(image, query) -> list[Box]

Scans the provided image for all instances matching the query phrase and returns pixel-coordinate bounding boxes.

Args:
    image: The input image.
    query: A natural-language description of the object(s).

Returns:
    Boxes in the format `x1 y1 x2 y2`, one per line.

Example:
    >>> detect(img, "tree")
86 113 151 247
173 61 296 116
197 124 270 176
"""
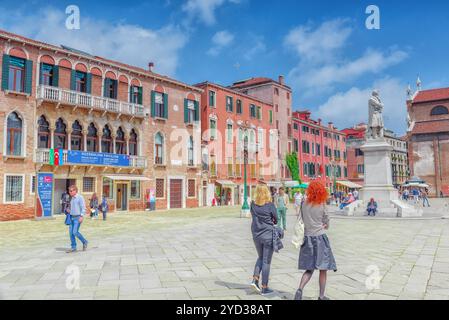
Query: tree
286 152 301 184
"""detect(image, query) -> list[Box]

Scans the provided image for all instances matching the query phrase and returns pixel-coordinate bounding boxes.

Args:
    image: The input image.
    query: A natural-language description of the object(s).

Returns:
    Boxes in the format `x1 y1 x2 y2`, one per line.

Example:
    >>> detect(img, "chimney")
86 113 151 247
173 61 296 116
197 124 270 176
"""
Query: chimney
148 62 155 72
318 118 322 126
328 122 333 129
278 75 284 85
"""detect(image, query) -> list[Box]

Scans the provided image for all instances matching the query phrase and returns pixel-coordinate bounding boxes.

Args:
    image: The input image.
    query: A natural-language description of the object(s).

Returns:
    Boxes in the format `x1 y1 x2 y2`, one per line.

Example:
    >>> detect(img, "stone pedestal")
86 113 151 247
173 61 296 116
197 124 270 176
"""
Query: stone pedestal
360 139 398 209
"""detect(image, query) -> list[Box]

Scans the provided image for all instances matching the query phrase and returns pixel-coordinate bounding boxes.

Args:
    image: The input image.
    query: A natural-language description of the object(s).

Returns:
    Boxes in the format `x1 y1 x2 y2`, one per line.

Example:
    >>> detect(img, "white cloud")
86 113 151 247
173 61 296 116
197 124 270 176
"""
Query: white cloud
284 18 352 64
207 30 234 56
0 7 188 76
315 78 408 134
243 35 266 61
292 48 408 89
182 0 240 26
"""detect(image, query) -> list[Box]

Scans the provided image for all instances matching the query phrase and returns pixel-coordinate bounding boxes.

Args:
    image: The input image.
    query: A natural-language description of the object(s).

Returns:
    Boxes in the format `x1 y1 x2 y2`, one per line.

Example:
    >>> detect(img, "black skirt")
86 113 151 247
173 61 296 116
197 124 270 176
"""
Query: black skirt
298 234 337 271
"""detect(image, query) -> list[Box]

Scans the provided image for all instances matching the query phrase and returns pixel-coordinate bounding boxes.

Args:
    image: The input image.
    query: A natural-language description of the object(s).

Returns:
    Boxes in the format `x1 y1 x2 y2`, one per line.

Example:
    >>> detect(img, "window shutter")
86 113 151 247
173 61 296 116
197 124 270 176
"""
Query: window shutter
163 93 168 119
53 65 59 87
24 59 33 95
39 63 44 85
1 54 10 91
103 78 109 97
129 86 133 102
194 101 199 121
151 90 155 117
230 98 233 112
86 73 92 94
138 87 142 105
71 70 77 91
184 99 188 123
113 80 118 99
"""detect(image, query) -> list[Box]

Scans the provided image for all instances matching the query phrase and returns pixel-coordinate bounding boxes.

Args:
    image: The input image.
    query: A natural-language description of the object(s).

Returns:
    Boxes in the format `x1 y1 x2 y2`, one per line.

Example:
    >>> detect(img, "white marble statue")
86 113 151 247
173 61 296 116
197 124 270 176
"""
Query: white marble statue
367 90 385 139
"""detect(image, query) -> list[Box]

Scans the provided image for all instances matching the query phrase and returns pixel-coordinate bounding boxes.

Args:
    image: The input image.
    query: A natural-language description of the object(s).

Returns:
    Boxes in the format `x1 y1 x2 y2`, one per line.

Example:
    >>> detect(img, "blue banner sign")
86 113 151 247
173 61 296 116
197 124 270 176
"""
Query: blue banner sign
37 173 53 218
67 151 130 167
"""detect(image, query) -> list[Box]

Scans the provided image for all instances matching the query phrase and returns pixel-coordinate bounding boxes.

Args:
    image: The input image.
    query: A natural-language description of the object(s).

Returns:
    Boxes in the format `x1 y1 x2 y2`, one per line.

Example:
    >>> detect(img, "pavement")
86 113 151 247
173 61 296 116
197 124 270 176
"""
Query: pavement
0 203 448 300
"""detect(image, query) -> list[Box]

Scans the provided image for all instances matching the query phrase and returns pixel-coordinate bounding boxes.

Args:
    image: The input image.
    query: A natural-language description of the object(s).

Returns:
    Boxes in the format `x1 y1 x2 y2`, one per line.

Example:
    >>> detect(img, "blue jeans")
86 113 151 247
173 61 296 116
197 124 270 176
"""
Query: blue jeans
253 239 274 287
277 207 287 230
69 216 88 250
367 208 377 216
423 197 430 207
339 203 349 210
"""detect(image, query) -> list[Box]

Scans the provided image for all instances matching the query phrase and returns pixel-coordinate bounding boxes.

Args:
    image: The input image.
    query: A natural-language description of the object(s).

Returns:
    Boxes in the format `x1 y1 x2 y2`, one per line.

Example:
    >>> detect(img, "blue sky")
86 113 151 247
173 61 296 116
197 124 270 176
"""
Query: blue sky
1 0 448 134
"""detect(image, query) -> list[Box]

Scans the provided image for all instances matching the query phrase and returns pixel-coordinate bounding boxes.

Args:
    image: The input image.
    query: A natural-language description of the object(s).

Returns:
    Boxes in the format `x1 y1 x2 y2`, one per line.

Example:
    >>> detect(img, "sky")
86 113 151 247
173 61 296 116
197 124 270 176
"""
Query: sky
1 0 448 135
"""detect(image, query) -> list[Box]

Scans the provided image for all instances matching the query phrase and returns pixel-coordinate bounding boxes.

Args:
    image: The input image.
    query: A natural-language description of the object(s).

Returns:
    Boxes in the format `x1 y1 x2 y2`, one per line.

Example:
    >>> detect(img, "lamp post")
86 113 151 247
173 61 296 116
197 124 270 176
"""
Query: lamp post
241 133 250 217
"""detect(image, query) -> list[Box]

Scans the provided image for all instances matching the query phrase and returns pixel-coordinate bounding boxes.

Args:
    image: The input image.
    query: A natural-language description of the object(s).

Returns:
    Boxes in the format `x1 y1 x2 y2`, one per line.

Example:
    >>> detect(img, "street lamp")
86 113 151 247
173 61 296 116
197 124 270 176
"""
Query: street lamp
241 132 250 217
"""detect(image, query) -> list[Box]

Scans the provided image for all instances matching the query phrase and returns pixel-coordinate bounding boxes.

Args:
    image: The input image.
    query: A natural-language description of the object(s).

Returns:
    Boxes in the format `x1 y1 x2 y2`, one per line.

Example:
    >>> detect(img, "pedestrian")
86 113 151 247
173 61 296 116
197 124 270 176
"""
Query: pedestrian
149 192 156 211
250 184 278 295
275 187 289 232
366 198 378 216
100 195 109 220
294 181 337 300
403 188 409 201
422 189 430 207
353 189 359 200
412 188 419 204
294 191 303 217
60 188 71 215
89 193 99 219
66 185 88 253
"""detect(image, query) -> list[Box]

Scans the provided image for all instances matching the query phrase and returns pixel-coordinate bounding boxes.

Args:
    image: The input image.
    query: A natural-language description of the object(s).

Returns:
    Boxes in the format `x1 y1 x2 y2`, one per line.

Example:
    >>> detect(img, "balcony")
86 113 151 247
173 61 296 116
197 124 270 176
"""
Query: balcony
35 149 147 169
37 85 146 118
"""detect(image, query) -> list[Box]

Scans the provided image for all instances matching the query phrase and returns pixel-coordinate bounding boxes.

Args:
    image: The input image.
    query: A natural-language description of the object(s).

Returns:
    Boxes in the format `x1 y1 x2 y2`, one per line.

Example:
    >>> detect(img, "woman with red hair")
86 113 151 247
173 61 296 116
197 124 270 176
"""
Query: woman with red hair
294 181 337 300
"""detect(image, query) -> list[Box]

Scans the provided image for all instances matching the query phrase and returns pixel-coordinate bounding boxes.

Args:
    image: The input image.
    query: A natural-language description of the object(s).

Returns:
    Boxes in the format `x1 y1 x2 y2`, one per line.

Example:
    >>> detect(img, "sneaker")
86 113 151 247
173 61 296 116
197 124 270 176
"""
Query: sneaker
66 248 77 253
250 279 261 293
318 296 330 300
261 287 274 295
83 242 88 251
294 288 303 300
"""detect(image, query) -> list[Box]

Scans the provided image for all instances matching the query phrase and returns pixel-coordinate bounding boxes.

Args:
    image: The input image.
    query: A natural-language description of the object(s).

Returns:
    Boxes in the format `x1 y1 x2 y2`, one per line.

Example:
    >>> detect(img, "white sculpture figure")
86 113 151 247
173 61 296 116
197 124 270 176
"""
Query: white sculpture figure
367 90 385 139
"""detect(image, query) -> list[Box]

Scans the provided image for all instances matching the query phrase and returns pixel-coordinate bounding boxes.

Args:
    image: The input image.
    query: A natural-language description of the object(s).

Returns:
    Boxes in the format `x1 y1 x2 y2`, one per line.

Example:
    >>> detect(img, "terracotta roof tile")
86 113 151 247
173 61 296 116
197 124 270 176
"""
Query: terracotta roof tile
230 77 291 90
413 87 449 104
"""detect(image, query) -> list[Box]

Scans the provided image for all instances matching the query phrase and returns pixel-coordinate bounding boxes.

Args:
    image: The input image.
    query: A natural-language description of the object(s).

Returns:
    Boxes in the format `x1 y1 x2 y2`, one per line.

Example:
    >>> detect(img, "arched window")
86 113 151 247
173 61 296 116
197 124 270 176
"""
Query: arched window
71 121 83 151
6 112 22 156
38 116 50 149
101 125 112 153
155 133 164 164
54 118 67 149
129 129 138 156
430 105 449 116
86 123 98 152
188 136 194 166
115 127 126 154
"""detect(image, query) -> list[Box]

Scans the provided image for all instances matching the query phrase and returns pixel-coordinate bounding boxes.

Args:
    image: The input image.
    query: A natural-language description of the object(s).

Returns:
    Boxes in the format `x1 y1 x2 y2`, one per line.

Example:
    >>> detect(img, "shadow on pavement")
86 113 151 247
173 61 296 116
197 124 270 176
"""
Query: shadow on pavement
214 280 295 300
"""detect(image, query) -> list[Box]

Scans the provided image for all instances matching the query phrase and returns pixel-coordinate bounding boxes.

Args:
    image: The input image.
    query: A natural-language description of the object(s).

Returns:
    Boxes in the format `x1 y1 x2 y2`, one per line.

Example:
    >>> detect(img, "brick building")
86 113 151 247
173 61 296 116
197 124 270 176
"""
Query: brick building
342 124 409 188
0 29 202 221
230 76 292 181
292 111 347 192
407 87 449 197
195 82 278 206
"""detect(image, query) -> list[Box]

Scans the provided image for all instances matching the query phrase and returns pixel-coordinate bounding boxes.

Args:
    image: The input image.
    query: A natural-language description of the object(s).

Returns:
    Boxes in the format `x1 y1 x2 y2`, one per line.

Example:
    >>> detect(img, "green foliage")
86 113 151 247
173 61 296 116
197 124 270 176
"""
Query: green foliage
286 152 301 184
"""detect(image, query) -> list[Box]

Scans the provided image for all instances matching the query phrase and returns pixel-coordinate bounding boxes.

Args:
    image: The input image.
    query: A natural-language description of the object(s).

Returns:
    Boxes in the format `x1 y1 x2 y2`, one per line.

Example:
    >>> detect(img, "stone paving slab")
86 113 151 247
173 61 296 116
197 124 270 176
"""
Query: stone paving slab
0 205 448 300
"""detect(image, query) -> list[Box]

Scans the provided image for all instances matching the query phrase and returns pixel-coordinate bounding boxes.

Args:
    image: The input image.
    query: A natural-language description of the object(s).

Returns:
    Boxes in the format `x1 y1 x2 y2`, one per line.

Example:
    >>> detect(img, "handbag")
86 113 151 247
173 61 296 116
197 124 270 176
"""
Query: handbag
291 202 305 249
64 213 71 226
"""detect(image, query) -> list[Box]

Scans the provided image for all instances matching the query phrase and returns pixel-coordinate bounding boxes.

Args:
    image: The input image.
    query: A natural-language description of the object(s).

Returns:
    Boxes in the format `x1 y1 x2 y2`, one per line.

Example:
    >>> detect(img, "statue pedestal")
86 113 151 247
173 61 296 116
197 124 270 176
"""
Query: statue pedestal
360 138 398 209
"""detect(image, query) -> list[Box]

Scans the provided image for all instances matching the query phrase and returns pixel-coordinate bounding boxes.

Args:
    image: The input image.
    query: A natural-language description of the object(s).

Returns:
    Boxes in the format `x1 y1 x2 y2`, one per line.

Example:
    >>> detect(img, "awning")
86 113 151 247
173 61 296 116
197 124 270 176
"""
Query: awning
104 175 151 181
337 180 363 189
216 180 236 187
266 181 283 187
284 180 300 187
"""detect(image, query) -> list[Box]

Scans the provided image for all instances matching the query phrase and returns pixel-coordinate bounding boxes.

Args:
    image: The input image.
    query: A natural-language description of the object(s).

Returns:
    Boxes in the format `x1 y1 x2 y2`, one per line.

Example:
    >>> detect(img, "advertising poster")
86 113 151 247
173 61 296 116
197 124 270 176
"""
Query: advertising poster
36 173 54 218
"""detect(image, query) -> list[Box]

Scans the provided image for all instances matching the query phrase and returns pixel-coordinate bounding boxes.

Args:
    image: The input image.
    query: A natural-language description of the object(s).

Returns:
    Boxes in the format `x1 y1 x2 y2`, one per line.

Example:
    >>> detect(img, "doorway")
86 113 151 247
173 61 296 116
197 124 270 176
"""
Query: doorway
116 183 129 211
53 179 76 215
169 179 183 209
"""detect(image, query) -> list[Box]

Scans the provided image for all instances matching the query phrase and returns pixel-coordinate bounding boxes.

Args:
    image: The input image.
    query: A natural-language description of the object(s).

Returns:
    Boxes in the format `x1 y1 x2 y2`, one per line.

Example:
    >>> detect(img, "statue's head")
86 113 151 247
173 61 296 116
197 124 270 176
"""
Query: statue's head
372 89 379 97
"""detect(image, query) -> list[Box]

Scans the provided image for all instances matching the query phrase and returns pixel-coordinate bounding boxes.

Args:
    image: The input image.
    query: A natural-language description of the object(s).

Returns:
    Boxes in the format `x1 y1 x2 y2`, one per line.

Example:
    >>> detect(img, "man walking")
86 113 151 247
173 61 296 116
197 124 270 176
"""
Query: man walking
66 185 88 253
422 189 431 207
275 187 289 231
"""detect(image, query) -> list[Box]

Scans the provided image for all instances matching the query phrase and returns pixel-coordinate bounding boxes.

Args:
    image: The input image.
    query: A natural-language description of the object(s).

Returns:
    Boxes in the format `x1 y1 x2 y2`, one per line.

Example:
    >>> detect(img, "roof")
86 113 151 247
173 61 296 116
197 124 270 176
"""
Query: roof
413 87 449 104
411 121 449 134
337 181 363 189
0 29 202 93
230 77 291 90
341 127 366 139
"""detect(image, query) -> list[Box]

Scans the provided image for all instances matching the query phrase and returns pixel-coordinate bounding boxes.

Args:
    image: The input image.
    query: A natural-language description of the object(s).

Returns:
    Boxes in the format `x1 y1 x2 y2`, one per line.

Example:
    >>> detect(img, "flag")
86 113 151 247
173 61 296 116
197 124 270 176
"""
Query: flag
58 149 64 166
54 149 60 166
49 149 54 166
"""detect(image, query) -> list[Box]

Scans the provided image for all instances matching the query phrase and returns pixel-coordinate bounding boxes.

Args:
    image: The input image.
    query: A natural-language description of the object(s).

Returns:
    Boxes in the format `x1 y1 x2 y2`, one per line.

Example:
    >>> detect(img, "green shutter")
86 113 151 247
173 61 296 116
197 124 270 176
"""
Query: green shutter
194 101 199 121
163 93 168 119
129 86 133 102
151 91 155 117
1 54 10 91
230 98 233 112
71 70 76 91
24 60 33 95
86 73 92 94
103 78 109 97
53 65 59 87
39 63 44 85
184 99 188 123
138 87 142 105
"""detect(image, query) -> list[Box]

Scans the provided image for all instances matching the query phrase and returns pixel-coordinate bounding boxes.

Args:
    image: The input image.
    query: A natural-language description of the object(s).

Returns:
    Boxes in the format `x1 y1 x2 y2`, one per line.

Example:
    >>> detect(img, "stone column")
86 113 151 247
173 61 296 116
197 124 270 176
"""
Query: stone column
98 133 103 153
82 129 88 152
49 125 55 149
111 133 116 154
124 134 129 155
67 128 72 150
